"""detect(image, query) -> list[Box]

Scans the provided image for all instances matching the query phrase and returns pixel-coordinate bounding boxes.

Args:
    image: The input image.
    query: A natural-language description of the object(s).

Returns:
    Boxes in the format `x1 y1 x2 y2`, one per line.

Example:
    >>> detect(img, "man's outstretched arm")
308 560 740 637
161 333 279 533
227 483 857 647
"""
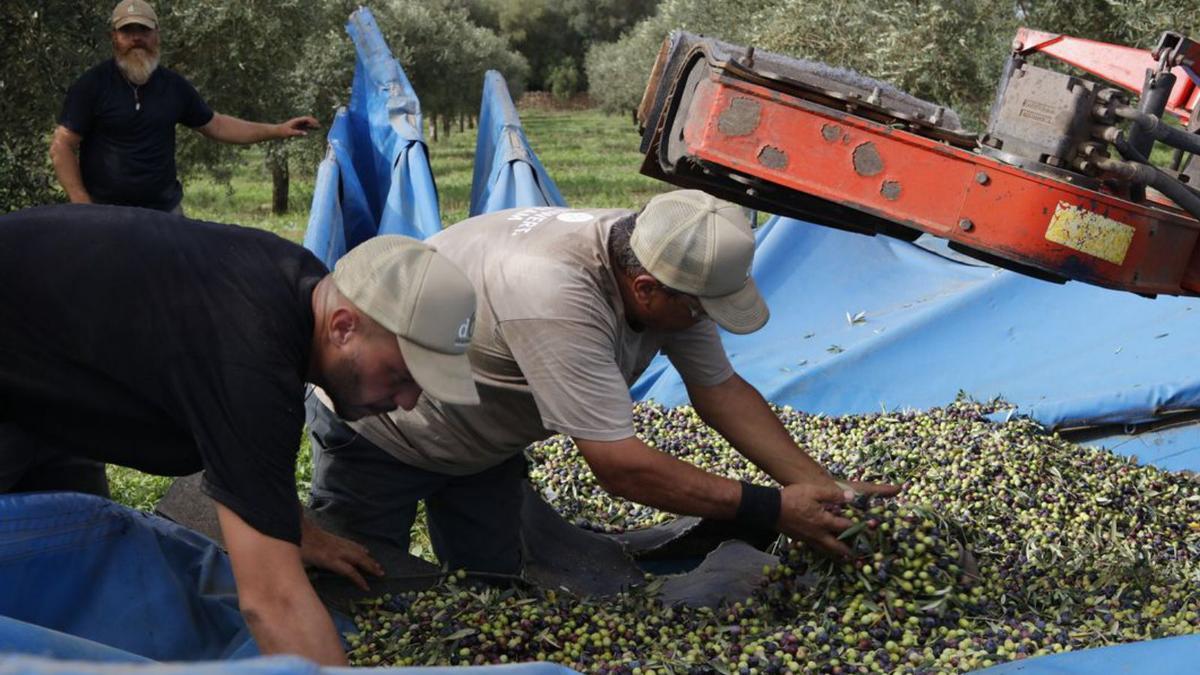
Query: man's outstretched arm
576 435 858 557
215 503 347 665
196 113 319 144
687 372 900 497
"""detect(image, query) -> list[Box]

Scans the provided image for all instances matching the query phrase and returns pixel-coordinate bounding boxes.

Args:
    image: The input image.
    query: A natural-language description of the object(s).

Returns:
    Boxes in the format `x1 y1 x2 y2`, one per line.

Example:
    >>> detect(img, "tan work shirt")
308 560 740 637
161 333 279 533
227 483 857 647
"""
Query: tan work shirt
348 206 734 475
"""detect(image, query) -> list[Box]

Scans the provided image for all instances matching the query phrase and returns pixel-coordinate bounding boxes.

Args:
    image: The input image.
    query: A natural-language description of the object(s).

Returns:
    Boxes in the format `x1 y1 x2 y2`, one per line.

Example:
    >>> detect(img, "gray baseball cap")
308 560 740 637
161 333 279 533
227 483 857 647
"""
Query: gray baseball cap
111 0 158 29
332 236 480 405
631 189 769 334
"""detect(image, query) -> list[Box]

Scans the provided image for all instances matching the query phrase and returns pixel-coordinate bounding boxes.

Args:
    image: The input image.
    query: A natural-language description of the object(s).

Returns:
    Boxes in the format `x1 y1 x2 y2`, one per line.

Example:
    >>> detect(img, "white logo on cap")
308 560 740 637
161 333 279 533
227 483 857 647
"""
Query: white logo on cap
556 211 594 223
455 315 475 345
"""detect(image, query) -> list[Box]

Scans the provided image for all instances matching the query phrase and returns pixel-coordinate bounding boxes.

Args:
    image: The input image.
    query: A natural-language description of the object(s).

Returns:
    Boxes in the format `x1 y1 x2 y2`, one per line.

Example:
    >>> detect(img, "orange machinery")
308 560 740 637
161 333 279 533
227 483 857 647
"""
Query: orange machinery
638 30 1200 296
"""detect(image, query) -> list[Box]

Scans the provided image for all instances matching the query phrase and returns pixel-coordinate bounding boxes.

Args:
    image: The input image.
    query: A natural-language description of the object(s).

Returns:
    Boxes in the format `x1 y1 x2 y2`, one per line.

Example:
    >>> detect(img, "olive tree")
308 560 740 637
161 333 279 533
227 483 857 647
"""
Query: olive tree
585 0 779 116
162 0 334 213
467 0 657 93
752 0 1015 128
373 0 528 140
0 1 110 212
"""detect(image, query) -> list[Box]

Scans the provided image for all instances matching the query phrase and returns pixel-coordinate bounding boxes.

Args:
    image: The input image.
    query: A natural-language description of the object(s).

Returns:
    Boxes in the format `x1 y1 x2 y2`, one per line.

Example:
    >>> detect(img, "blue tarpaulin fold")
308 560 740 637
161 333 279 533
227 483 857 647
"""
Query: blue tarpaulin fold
304 6 441 270
633 214 1200 471
468 71 565 216
345 8 441 241
0 494 579 673
302 139 348 270
0 493 254 662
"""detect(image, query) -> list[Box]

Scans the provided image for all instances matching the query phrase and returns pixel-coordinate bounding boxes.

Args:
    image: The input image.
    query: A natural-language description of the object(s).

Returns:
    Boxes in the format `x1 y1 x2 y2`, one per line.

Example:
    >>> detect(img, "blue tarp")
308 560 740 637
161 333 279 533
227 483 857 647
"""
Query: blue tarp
0 493 578 673
975 634 1200 674
468 71 565 217
302 133 349 269
344 8 441 241
0 493 255 662
303 6 440 269
633 215 1200 471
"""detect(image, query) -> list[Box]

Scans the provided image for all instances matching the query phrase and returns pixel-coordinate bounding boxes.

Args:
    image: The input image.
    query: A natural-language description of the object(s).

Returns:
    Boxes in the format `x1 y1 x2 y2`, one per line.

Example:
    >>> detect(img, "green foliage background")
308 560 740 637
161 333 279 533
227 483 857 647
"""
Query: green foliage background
0 0 530 213
585 0 1200 129
6 0 1200 212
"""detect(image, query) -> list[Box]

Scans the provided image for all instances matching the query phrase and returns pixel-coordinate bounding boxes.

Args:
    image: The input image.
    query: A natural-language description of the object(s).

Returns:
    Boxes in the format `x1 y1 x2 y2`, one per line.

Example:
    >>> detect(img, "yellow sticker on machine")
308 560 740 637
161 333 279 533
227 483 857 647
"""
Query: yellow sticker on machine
1044 201 1135 266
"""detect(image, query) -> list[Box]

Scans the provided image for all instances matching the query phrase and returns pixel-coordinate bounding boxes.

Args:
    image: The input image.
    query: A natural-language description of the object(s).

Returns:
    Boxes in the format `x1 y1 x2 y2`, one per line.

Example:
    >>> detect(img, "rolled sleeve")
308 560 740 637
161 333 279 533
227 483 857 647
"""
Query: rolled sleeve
664 319 735 388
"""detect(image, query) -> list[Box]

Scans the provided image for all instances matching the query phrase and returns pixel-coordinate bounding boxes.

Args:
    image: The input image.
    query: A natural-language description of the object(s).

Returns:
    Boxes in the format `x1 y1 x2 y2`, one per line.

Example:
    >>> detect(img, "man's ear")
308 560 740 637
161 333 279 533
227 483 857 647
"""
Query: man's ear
328 307 359 347
631 274 659 305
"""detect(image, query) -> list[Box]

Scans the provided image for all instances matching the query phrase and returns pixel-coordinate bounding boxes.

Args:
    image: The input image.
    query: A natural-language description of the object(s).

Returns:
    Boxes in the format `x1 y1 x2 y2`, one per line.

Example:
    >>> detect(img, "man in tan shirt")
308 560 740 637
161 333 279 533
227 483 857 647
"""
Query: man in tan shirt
306 189 897 573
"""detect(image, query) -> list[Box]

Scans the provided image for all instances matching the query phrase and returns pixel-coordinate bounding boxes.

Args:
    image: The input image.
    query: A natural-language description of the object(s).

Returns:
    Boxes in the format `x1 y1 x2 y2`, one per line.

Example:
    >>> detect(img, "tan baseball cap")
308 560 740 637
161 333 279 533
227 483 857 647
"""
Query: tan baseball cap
631 189 768 334
111 0 158 30
332 236 480 405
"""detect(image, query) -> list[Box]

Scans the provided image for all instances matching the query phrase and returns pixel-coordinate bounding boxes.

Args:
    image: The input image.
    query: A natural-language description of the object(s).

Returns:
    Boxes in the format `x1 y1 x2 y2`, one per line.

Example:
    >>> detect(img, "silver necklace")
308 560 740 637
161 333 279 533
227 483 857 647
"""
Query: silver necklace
120 68 141 111
127 79 141 111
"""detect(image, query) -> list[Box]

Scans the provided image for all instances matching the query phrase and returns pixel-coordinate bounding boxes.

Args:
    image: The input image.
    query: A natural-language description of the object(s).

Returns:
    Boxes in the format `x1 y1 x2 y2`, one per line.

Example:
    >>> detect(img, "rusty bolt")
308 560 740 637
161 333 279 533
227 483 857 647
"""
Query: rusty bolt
975 172 990 186
959 218 975 232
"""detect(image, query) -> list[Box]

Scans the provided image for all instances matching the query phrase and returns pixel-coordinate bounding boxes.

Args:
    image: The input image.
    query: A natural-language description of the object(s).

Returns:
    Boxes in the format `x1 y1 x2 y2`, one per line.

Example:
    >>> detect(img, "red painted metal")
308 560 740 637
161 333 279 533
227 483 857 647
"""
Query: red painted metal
678 70 1200 296
1015 27 1198 125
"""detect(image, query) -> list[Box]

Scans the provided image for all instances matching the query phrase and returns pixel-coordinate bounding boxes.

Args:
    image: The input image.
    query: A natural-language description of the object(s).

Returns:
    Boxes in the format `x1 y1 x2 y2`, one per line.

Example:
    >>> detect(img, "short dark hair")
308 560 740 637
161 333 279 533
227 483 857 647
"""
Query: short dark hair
608 213 646 277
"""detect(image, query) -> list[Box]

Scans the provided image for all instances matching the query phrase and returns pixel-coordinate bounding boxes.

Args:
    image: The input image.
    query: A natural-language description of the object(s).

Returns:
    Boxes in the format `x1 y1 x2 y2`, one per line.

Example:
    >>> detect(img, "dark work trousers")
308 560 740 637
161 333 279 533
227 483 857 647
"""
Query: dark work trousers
0 423 110 497
305 394 526 575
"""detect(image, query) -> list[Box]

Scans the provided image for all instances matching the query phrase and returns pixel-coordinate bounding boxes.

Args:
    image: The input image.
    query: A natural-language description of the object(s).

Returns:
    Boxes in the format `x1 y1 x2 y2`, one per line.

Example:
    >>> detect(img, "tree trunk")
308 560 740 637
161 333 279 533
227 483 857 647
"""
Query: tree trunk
459 113 464 133
431 115 439 142
631 107 637 126
442 114 451 138
270 150 289 215
469 115 475 130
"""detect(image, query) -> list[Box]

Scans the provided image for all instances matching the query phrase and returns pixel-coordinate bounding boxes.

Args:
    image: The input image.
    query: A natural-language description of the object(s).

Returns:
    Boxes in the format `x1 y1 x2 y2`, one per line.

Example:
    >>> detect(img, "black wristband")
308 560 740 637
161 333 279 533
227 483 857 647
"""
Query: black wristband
735 481 781 529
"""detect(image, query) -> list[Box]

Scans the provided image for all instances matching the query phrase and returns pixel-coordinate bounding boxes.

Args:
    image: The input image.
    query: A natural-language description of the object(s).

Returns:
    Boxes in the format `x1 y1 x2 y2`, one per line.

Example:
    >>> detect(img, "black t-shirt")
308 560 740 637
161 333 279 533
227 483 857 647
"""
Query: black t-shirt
58 60 214 211
0 204 326 544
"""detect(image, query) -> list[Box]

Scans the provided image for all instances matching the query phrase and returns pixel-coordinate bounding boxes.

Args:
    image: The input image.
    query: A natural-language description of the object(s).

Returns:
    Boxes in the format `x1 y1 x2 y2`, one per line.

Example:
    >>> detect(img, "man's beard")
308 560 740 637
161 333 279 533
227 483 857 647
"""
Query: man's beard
115 46 160 85
323 349 394 421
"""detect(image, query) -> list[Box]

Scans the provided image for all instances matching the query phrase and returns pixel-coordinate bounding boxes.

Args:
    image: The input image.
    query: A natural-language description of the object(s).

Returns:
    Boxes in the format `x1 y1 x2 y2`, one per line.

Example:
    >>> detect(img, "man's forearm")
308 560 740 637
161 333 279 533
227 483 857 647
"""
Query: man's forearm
49 143 90 203
215 503 347 665
241 584 347 665
202 113 283 144
577 436 743 519
689 374 831 486
576 435 870 557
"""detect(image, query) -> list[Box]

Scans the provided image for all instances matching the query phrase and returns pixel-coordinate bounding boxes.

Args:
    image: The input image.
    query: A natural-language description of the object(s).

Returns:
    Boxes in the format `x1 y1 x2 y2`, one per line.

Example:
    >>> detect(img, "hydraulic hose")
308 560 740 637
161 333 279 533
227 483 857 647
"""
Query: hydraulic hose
1099 136 1200 223
1114 106 1200 156
1127 71 1175 165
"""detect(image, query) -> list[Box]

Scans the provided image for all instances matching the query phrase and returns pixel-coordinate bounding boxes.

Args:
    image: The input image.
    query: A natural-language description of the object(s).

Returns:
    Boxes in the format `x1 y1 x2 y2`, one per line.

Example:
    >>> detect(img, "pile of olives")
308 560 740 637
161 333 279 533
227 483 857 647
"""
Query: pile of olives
349 401 1200 673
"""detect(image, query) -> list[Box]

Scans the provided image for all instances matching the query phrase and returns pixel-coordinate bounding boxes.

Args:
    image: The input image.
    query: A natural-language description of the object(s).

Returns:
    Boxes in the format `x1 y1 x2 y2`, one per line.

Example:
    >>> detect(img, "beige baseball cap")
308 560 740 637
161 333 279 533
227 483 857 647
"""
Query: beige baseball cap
631 189 768 334
111 0 158 30
332 236 480 405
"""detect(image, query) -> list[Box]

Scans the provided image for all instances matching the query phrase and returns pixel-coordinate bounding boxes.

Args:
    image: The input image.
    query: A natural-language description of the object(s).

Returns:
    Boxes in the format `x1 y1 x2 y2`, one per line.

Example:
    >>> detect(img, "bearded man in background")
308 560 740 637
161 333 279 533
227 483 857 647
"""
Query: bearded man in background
49 0 320 214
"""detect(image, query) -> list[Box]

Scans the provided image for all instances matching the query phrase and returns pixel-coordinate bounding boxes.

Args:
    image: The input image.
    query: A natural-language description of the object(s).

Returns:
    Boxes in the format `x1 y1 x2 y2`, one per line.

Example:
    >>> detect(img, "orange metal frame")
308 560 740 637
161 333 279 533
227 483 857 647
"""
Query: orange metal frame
679 71 1200 295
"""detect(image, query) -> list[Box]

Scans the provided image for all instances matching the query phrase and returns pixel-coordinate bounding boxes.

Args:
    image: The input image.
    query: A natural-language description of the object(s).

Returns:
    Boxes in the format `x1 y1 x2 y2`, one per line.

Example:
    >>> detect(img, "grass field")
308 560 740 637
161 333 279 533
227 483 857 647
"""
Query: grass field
107 107 668 531
178 108 665 241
